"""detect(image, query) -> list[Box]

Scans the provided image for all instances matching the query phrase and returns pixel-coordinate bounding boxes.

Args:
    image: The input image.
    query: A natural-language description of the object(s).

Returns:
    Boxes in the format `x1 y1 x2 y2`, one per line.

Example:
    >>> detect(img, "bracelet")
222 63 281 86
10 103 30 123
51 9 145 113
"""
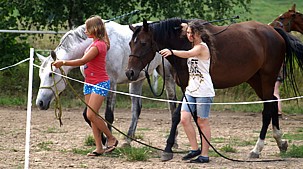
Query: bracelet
62 60 66 65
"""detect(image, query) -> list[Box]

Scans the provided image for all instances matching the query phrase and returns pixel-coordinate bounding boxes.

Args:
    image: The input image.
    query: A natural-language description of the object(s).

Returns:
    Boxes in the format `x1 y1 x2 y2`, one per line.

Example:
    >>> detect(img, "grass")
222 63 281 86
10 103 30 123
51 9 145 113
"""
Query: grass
72 147 94 155
283 128 303 141
84 135 95 146
1 2 303 113
234 0 303 24
114 146 156 161
72 145 156 161
281 145 303 158
37 141 53 151
82 134 155 161
220 144 237 153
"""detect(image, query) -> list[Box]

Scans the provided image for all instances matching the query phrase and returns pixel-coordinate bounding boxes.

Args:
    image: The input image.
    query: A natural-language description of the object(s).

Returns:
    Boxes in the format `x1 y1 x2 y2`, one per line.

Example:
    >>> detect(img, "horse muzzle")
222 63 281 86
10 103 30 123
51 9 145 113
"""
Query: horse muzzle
125 69 139 81
36 99 51 110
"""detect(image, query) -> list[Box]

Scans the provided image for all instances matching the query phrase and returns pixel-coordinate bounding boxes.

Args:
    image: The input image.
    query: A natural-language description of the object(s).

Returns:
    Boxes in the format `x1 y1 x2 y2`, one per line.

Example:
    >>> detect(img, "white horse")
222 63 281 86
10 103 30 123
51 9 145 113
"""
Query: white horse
36 20 177 146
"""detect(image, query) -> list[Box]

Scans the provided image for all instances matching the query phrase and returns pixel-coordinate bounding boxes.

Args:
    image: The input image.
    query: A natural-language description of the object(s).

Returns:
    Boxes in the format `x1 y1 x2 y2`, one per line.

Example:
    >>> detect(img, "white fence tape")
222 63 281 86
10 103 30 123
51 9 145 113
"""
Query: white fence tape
0 49 301 168
1 55 303 105
32 62 303 105
0 29 67 34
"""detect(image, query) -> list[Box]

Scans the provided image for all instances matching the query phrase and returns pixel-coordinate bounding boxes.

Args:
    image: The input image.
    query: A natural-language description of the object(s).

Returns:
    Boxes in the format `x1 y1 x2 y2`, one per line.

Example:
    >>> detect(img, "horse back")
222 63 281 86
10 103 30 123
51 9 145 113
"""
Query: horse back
205 21 285 89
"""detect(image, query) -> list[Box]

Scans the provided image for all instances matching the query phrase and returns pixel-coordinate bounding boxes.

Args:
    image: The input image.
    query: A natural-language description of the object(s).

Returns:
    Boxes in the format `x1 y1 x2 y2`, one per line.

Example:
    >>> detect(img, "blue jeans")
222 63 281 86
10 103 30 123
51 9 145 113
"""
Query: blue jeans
181 94 213 119
83 80 110 96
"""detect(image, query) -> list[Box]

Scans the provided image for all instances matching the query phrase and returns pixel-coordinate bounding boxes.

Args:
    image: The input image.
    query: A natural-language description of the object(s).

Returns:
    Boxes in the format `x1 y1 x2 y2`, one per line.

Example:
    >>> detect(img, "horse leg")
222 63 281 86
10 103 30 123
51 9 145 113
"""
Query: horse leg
156 62 178 148
161 103 181 161
104 81 117 144
250 97 288 158
249 102 272 158
82 107 91 127
272 96 288 152
123 80 143 147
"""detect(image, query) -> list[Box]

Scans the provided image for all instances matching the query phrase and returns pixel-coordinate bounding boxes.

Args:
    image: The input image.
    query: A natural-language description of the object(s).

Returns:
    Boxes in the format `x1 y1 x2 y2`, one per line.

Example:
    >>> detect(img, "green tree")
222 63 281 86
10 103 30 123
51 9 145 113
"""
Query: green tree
0 0 251 67
4 0 251 30
0 1 29 68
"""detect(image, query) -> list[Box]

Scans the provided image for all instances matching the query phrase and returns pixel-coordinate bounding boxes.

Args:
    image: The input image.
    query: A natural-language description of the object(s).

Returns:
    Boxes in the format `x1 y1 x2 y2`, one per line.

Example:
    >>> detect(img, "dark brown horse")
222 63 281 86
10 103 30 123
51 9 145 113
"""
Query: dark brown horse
270 4 303 33
125 18 303 161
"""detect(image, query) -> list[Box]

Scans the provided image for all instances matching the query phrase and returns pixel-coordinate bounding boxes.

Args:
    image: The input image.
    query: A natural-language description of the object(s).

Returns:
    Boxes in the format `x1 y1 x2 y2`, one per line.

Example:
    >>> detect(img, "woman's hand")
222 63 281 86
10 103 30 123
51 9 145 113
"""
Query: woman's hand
159 49 173 57
52 60 65 68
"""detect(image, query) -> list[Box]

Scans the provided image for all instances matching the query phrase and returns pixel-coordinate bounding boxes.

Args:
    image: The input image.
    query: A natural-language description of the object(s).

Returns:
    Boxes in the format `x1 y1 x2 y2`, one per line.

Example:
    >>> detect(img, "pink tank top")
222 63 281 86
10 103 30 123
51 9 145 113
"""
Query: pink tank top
84 40 109 84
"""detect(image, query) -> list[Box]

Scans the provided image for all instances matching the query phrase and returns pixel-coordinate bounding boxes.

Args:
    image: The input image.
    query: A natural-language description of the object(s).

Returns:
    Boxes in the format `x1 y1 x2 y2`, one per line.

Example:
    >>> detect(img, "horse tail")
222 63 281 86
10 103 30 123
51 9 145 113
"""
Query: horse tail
274 27 303 96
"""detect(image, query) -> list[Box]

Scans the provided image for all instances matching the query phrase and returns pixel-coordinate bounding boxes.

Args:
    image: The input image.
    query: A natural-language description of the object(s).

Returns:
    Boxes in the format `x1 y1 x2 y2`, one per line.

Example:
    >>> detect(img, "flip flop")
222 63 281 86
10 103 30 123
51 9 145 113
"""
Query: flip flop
87 151 104 156
105 140 118 153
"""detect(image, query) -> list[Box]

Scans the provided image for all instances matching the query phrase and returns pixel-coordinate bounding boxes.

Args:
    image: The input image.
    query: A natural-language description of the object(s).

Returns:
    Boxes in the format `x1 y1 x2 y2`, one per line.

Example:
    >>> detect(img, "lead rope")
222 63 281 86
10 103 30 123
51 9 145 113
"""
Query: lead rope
144 57 166 97
55 67 189 153
169 50 284 162
49 66 67 126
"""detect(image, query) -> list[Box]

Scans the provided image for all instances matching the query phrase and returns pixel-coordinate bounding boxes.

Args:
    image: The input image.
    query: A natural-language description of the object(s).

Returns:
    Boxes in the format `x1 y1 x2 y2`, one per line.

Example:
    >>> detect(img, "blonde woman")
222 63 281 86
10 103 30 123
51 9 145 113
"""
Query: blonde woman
53 15 118 156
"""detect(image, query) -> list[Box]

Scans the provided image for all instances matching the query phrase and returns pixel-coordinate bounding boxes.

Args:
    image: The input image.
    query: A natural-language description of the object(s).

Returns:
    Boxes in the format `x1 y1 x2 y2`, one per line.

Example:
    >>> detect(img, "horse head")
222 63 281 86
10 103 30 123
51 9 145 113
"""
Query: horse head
35 51 68 110
126 18 189 81
35 24 91 110
270 4 303 34
126 19 158 81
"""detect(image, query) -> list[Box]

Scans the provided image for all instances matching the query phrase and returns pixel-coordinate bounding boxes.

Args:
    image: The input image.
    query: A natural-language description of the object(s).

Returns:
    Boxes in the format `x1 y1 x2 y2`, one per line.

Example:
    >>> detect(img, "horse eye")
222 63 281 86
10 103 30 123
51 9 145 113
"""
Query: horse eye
141 42 147 46
49 72 54 77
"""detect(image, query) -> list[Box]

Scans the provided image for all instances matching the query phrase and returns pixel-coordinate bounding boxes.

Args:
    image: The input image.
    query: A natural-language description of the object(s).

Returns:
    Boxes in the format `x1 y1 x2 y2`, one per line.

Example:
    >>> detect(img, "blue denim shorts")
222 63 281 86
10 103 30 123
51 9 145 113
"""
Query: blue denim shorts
83 80 110 96
181 94 213 119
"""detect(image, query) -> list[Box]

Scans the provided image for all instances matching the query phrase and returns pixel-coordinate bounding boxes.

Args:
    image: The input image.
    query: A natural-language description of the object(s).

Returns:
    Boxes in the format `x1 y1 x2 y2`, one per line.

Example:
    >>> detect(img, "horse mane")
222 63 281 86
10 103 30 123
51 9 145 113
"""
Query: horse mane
149 18 189 41
56 25 88 52
40 56 53 72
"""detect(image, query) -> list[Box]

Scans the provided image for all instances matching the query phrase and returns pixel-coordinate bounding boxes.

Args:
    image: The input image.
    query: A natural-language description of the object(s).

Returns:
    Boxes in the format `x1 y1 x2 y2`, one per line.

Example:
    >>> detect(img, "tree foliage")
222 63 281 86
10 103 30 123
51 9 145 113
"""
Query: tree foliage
0 1 29 68
0 0 251 68
3 0 251 30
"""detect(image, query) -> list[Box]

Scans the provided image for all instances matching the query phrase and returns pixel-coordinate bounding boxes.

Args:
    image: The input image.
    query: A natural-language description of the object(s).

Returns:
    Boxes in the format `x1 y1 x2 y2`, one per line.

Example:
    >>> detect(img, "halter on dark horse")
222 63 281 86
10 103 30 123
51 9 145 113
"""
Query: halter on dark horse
125 18 303 161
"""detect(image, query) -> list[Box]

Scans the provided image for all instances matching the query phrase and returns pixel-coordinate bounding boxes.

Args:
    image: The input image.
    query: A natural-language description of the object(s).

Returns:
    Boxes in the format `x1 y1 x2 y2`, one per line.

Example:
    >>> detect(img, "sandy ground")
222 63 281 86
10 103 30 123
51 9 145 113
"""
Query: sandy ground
0 107 303 169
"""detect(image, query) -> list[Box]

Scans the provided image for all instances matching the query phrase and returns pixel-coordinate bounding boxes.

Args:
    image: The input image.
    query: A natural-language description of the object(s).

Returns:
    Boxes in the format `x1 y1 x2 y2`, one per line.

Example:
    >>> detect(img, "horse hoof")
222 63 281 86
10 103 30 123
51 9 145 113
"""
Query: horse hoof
161 151 173 161
248 151 260 158
173 143 179 149
279 141 288 152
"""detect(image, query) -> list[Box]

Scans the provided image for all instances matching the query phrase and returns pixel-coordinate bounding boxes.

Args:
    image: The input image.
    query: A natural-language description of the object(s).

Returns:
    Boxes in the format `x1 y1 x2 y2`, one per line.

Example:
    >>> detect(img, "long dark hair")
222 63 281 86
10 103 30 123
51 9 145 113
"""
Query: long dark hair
188 20 217 62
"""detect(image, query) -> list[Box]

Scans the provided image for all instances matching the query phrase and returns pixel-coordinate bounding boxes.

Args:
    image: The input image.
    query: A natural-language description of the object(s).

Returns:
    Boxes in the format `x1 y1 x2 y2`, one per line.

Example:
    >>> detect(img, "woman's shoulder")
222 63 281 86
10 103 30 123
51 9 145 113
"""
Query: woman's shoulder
93 39 106 46
92 40 107 51
200 42 207 47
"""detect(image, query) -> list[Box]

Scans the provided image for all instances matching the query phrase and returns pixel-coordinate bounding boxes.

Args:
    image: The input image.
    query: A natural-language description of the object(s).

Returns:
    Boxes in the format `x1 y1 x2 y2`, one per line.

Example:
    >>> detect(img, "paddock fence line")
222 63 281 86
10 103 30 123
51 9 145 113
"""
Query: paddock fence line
0 29 67 34
1 54 303 105
1 49 303 169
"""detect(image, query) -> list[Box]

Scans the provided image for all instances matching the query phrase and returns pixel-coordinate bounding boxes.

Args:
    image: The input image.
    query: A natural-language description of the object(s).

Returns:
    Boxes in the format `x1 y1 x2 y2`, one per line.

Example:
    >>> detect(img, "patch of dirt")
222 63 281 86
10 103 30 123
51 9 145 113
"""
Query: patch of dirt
0 107 302 168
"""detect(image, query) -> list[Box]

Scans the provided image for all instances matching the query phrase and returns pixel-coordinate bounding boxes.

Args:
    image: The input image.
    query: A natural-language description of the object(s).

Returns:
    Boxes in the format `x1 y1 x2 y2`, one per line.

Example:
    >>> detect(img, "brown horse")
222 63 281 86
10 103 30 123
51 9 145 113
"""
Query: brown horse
125 18 303 161
270 4 303 33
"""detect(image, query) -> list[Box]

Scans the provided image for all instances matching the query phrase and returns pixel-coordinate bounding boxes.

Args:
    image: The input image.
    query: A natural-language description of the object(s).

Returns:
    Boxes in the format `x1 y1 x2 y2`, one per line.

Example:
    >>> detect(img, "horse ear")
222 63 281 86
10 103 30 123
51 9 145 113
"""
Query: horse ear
291 4 296 11
50 51 57 61
129 24 136 32
143 19 149 32
36 53 47 63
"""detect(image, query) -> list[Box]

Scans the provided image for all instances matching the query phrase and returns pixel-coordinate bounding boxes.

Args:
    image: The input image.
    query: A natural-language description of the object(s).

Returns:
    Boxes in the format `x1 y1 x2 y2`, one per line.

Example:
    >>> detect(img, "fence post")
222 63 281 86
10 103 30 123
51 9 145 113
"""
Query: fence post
24 48 34 169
